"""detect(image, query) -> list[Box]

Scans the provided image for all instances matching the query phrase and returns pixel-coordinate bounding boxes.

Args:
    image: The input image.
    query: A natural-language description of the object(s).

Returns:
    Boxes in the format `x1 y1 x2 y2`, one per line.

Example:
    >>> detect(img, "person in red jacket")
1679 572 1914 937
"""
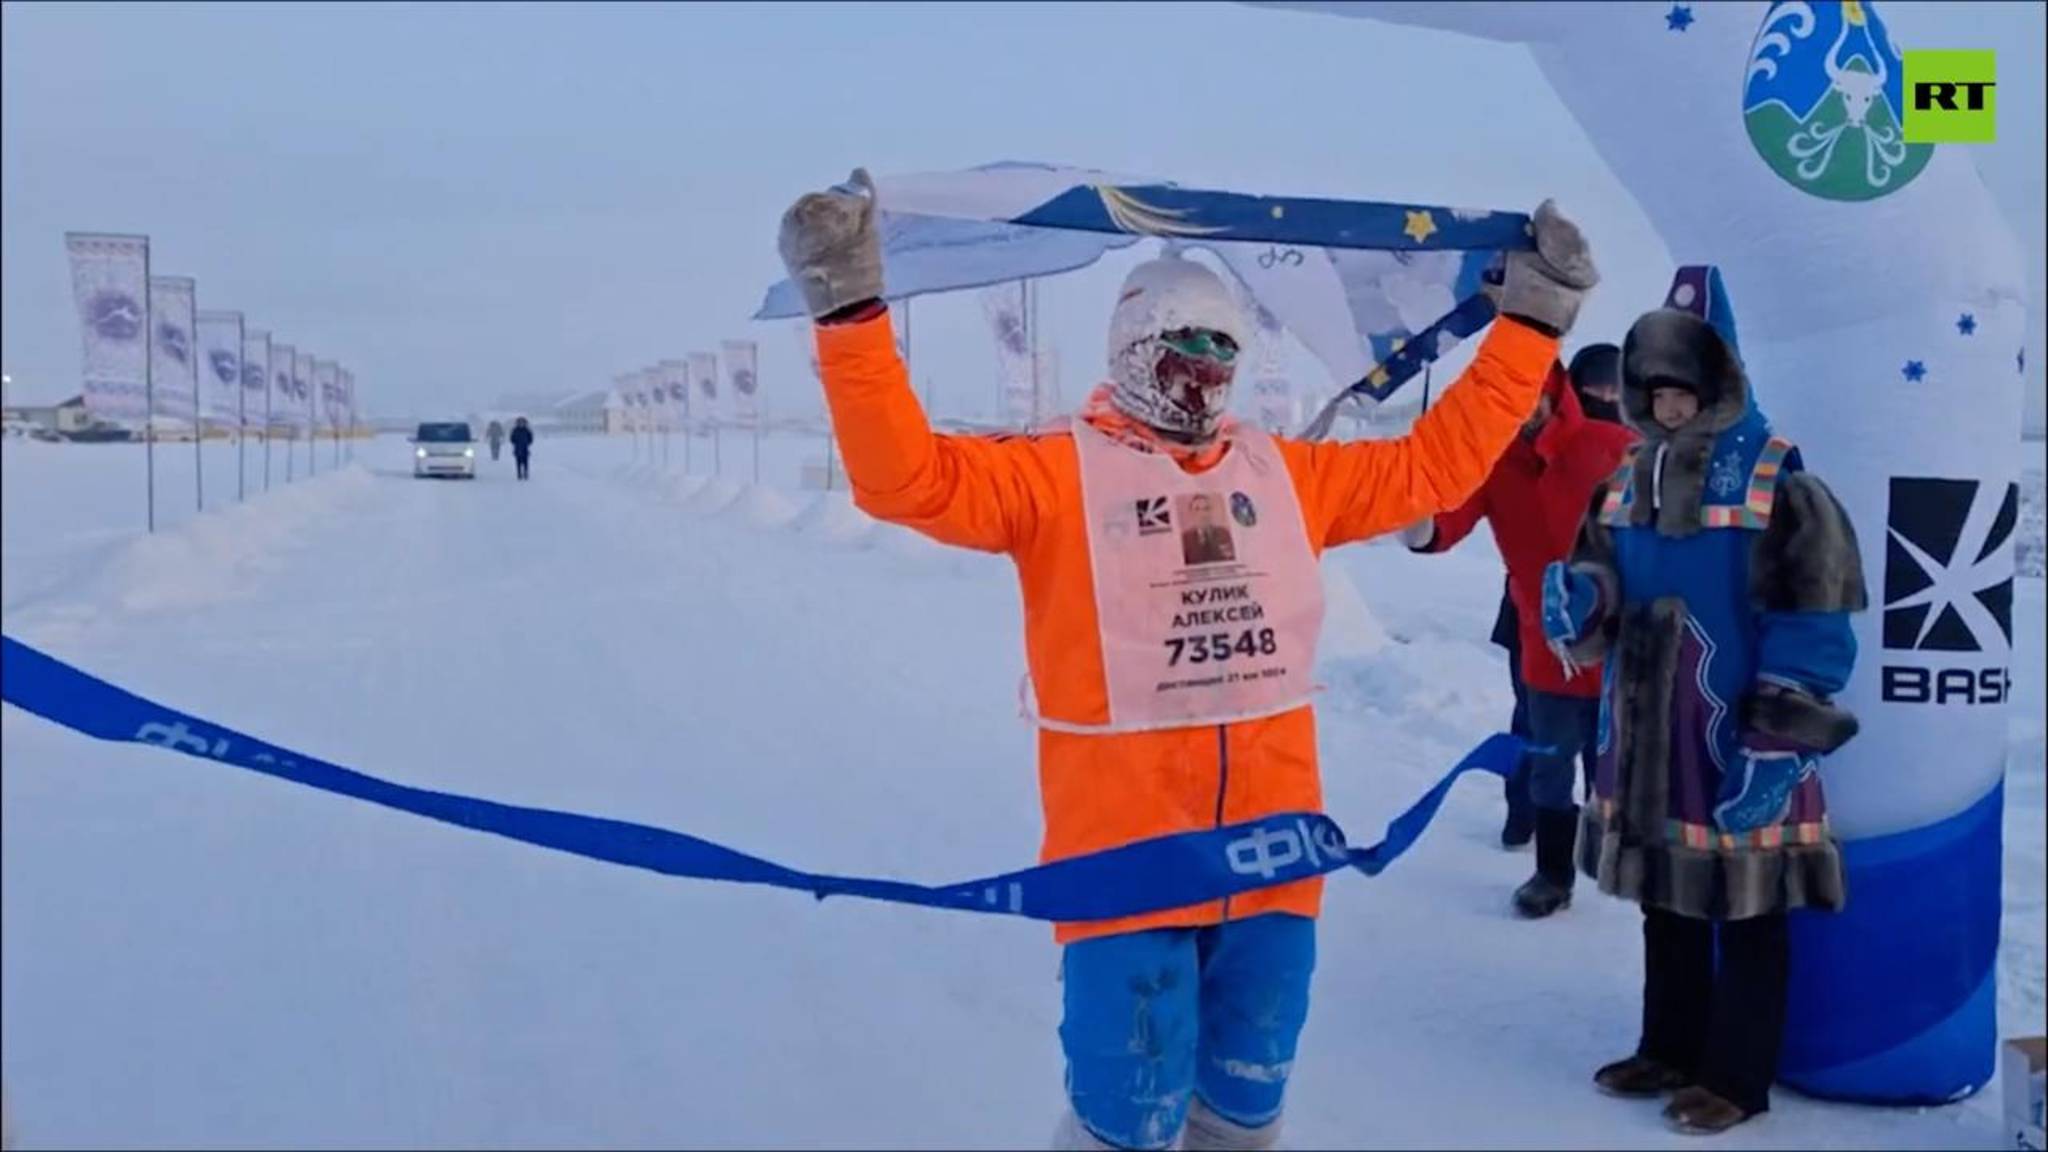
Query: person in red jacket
1401 361 1635 917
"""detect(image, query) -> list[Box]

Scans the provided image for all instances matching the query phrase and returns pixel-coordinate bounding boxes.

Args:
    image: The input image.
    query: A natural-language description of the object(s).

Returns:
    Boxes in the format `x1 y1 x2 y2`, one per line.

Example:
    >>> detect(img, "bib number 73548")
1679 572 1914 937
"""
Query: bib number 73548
1165 628 1279 667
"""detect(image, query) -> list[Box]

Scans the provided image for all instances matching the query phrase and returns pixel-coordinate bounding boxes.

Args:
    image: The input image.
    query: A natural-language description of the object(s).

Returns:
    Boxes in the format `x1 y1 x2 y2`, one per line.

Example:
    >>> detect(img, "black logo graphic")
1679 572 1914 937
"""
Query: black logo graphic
1136 496 1171 535
1883 477 2016 652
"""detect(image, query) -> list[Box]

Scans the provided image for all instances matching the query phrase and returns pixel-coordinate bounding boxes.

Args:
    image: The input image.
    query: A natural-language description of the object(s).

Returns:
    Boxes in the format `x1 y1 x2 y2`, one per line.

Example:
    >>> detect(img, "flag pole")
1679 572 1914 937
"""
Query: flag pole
144 248 156 532
193 321 203 514
236 319 246 503
263 345 273 491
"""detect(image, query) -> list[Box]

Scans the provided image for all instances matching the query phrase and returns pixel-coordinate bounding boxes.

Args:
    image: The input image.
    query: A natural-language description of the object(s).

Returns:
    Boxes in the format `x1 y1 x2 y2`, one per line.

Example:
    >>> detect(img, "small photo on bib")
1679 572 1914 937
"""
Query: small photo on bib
1176 492 1238 567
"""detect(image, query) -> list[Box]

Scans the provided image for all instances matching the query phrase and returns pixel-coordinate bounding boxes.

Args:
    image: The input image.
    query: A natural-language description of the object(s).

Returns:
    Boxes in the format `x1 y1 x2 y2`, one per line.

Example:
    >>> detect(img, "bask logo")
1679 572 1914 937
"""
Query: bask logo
1881 476 2015 706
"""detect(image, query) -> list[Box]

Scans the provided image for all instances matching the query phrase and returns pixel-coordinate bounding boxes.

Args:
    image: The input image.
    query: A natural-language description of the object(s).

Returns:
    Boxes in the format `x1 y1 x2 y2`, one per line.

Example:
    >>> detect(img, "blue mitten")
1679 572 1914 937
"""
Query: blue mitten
1713 746 1819 833
1540 561 1599 648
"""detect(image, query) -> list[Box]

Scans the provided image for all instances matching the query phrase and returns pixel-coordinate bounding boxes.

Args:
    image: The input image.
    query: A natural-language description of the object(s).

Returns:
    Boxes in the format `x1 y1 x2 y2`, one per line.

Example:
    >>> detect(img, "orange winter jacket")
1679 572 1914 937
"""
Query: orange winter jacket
816 311 1559 943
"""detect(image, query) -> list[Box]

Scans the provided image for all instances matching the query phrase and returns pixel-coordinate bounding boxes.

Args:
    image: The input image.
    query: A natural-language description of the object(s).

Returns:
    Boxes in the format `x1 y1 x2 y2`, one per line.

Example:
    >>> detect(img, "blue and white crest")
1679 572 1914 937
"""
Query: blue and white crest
88 290 143 342
241 360 265 391
156 322 190 366
209 349 239 385
1709 450 1747 498
1742 0 1931 200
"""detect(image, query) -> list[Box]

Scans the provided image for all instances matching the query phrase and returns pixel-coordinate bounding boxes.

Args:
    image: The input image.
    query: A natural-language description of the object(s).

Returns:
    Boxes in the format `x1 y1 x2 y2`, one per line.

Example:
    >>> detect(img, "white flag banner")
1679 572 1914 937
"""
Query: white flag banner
978 281 1034 428
690 351 720 423
721 340 759 425
242 329 271 432
644 367 669 431
197 311 244 428
148 276 199 429
270 343 295 430
65 232 151 423
341 368 355 431
659 359 690 426
314 360 340 430
292 350 315 430
626 369 645 428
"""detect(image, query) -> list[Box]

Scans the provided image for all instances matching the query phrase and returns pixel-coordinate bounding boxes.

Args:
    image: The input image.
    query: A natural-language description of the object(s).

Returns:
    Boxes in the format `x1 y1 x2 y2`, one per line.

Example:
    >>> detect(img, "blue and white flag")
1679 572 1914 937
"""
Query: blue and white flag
148 276 199 430
269 344 295 430
755 161 1529 413
314 360 340 431
292 350 315 431
65 232 151 424
197 311 243 428
722 340 760 425
243 330 271 433
690 351 720 422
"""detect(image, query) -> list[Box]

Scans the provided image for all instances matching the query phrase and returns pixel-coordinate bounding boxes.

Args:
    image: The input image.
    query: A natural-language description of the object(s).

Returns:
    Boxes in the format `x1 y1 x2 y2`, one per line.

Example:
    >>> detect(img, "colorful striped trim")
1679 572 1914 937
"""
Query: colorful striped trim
1597 456 1637 525
1699 437 1791 530
1595 799 1825 850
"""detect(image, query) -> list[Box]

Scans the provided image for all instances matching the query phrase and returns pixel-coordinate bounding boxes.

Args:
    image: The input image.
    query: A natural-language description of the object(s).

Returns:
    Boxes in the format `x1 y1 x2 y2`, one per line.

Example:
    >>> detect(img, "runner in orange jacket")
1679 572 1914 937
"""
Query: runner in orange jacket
778 171 1599 1151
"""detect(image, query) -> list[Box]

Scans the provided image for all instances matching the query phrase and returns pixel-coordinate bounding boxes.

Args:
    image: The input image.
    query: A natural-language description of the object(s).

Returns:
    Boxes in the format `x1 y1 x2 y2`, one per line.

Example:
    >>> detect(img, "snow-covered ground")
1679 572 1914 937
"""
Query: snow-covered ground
2 432 2042 1150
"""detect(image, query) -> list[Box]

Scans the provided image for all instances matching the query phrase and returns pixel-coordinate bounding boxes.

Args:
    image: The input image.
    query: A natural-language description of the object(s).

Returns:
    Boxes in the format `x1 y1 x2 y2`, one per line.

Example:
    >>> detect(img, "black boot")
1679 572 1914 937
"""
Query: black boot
1513 806 1578 919
1500 763 1535 849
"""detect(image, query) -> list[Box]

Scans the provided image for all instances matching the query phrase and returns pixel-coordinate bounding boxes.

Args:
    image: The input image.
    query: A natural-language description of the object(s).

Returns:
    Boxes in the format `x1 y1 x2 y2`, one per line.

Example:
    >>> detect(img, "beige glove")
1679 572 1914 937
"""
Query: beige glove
776 168 886 319
1499 199 1599 336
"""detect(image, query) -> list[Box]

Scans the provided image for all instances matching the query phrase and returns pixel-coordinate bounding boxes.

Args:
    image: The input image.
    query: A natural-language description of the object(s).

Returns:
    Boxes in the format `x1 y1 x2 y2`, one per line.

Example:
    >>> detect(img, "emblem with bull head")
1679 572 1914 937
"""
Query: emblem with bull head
1743 0 1929 202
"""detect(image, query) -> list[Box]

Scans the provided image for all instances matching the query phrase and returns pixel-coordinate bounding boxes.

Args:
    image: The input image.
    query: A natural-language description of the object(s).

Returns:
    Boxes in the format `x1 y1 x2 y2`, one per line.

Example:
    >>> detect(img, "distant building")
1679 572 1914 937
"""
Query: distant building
549 389 612 434
2 395 94 436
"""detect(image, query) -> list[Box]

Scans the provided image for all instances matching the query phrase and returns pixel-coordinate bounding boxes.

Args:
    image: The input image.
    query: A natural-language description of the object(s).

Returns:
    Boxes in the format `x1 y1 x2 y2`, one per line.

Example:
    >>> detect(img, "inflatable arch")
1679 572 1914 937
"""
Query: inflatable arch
1260 0 2027 1106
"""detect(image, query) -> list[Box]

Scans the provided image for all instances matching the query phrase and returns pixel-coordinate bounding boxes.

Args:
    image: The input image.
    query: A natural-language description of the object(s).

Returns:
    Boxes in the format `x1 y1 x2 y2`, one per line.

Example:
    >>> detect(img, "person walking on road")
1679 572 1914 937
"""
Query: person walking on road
509 417 533 480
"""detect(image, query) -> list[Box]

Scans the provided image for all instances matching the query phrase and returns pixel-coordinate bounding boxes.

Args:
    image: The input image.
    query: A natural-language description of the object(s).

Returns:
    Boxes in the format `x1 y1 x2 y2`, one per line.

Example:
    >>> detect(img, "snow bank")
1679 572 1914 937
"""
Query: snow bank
89 468 372 616
681 478 745 516
1319 561 1390 661
787 491 880 547
723 485 804 530
658 472 710 505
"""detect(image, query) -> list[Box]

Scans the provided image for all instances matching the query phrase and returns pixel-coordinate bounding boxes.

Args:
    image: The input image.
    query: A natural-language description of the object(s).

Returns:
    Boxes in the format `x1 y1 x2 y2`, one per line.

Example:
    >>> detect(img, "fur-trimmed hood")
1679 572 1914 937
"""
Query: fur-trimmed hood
1612 266 1777 538
1620 308 1755 443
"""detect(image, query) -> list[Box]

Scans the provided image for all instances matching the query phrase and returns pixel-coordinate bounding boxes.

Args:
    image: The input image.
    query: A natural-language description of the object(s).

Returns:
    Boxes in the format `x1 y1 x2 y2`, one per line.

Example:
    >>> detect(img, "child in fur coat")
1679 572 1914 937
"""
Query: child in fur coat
1540 266 1868 1135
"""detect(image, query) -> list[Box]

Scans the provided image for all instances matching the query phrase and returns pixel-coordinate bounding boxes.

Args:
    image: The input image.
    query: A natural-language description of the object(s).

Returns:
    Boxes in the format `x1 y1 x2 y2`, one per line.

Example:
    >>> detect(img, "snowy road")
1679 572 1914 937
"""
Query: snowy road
4 435 2042 1149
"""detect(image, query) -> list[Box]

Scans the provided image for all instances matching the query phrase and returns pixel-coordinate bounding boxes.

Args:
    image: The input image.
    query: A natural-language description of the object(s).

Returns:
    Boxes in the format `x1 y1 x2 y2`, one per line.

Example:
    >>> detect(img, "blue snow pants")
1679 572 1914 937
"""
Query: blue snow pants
1060 913 1316 1150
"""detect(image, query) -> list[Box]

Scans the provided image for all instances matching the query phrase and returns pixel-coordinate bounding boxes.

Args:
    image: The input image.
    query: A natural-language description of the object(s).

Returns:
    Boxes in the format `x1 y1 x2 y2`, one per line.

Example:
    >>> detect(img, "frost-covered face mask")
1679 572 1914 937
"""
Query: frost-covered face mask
1111 326 1240 445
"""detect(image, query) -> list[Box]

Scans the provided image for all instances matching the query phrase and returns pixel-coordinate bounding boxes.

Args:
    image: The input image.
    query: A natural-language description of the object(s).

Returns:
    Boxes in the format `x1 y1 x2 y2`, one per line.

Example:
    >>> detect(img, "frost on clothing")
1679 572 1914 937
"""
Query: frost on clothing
811 306 1558 944
1565 305 1867 922
1059 915 1311 1150
1103 257 1250 446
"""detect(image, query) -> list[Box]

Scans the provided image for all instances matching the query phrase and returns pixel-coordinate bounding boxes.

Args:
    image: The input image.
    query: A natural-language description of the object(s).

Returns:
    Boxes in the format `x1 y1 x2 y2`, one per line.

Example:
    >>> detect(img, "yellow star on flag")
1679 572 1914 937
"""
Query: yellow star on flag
1368 367 1390 388
1403 210 1438 244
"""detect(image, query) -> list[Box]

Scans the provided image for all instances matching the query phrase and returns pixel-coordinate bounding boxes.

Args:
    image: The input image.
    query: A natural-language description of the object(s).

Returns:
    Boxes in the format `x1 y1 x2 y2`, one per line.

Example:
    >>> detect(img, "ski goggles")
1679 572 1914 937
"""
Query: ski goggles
1158 328 1240 365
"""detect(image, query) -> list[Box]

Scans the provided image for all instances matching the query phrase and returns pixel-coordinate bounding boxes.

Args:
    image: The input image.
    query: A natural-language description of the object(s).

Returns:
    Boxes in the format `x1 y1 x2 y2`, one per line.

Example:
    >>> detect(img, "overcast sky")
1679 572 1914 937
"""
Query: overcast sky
3 1 2042 429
